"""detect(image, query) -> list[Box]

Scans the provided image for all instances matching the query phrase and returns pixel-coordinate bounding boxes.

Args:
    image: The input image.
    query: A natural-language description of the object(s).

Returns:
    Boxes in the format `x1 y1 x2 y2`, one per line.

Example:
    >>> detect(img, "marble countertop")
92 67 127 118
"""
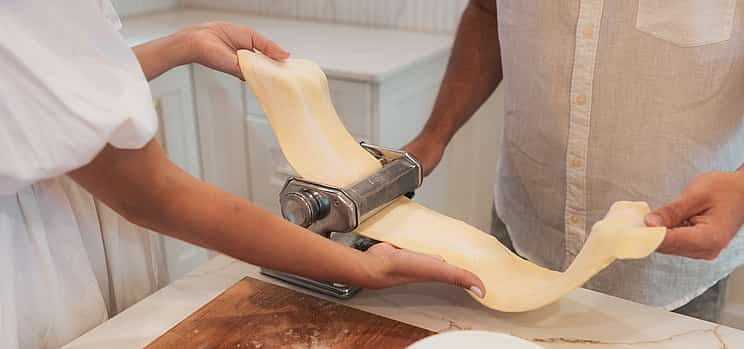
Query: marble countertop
64 255 744 349
120 9 453 82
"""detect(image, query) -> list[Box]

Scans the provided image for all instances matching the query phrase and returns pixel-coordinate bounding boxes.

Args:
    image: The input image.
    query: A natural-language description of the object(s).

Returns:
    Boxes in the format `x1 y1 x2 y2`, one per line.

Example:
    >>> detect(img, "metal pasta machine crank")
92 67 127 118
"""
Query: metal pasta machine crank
261 142 422 299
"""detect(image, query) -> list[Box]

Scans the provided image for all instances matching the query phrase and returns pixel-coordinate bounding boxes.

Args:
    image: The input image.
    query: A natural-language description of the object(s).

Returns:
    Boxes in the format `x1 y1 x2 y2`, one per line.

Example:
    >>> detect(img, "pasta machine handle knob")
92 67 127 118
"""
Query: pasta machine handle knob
281 190 331 227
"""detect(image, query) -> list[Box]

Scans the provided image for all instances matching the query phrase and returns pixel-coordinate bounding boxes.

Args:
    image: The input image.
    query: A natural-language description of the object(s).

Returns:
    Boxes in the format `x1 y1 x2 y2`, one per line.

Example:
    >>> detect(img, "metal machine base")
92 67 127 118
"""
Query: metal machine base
260 269 361 299
261 234 379 299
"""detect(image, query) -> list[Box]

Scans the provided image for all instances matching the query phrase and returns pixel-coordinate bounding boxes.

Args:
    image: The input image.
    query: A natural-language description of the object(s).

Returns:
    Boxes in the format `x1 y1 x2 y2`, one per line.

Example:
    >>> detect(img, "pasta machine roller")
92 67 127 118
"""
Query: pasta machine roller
261 142 422 298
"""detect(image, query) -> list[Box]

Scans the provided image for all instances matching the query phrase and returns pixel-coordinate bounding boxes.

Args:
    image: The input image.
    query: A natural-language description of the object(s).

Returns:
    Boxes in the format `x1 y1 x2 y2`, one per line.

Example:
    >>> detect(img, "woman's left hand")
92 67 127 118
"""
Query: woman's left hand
181 21 289 79
134 21 289 81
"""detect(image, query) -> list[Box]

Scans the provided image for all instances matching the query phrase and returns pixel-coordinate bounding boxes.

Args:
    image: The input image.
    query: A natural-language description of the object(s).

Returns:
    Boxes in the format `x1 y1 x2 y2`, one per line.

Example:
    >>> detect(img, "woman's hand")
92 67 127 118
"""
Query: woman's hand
181 21 289 79
360 243 486 298
134 21 288 81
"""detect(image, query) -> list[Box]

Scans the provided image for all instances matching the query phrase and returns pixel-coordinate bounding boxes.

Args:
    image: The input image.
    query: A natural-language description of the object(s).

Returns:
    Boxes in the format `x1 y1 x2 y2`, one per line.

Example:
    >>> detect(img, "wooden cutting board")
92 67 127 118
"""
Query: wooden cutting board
146 276 434 348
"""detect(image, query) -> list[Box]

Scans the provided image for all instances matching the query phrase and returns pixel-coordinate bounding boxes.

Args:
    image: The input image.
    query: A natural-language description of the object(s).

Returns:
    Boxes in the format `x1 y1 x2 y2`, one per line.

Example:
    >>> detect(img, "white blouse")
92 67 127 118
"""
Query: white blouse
0 1 167 348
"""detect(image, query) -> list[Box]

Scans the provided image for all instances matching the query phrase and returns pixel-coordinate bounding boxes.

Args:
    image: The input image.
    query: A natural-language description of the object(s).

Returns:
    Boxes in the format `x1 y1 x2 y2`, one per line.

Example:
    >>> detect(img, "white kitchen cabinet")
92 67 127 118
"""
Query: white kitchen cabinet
148 65 209 282
149 65 202 178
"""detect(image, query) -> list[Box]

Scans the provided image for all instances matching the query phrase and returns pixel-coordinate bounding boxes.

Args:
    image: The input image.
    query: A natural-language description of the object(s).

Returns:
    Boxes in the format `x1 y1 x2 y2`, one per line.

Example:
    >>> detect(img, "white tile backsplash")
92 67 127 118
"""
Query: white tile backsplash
180 0 469 33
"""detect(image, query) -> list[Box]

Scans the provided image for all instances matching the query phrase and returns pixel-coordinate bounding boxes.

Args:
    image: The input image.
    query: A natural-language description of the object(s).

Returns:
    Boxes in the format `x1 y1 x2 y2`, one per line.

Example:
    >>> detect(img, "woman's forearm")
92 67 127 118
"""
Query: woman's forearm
69 141 376 286
132 32 192 81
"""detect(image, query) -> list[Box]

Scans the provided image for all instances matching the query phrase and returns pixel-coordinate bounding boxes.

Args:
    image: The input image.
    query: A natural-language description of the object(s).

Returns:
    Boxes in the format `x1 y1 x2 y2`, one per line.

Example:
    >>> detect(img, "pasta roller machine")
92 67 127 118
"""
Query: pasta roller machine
261 142 422 298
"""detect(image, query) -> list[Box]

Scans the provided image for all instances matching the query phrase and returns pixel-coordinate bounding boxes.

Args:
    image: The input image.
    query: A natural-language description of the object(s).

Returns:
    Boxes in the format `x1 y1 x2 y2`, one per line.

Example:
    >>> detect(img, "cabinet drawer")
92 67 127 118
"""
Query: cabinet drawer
244 78 371 137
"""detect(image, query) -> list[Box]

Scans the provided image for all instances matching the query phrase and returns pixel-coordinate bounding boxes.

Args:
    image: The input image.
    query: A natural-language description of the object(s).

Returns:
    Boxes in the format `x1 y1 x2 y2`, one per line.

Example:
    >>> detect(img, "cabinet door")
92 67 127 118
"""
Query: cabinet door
150 65 202 178
149 65 209 282
193 65 252 200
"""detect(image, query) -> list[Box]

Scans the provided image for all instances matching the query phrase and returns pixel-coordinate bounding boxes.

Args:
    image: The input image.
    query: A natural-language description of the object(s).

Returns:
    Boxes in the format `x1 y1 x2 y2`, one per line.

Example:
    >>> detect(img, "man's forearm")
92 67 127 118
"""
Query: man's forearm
419 0 503 146
133 32 193 81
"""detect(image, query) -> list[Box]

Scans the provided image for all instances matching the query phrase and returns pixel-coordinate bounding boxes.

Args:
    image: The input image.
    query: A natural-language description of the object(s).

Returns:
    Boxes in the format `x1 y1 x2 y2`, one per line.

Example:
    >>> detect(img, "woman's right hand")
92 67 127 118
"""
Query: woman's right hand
360 243 486 298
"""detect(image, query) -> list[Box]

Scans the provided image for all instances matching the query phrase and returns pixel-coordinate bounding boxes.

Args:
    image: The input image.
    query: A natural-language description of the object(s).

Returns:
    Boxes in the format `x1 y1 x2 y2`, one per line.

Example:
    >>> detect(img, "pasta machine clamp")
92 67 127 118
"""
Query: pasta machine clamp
261 142 422 298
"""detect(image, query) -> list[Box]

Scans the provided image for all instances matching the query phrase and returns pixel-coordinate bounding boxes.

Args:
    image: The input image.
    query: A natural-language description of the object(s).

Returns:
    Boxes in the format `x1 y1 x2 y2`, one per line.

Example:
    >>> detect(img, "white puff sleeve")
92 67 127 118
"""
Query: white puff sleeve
0 0 158 195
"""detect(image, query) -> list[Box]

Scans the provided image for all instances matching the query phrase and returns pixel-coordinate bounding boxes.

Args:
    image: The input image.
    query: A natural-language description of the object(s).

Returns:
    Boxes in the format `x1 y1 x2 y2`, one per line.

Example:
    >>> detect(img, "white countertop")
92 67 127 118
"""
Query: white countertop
120 9 453 82
64 255 744 349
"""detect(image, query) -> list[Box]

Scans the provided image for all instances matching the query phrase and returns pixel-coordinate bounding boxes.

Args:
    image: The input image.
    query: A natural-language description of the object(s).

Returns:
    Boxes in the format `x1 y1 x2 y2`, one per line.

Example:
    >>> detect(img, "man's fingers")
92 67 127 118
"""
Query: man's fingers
657 225 726 260
645 194 706 228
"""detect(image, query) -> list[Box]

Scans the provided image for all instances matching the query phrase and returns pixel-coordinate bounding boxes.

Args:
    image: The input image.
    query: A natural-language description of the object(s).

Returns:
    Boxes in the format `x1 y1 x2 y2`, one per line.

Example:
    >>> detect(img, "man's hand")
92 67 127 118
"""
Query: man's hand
645 171 744 260
403 134 446 176
181 21 289 79
361 243 485 298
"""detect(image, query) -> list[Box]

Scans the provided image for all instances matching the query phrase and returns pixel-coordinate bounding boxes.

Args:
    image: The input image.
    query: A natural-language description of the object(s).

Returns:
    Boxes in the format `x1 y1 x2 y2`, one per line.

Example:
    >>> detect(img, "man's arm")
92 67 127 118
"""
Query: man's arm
405 0 503 175
70 141 484 293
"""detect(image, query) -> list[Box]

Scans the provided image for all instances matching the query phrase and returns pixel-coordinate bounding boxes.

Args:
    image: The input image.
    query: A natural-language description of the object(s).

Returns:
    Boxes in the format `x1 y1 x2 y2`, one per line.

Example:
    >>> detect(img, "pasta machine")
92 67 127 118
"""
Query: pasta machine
261 142 422 298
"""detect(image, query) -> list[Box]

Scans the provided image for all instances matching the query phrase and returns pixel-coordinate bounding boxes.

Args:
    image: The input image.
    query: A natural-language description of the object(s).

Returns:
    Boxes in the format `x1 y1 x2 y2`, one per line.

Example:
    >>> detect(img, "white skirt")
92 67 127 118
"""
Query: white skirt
0 176 166 349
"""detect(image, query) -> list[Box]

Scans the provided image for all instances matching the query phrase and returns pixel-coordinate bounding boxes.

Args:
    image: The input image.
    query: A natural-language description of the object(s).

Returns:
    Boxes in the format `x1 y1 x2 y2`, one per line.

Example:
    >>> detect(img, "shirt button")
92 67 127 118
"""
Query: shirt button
575 95 587 105
571 158 583 168
582 27 593 39
569 215 581 225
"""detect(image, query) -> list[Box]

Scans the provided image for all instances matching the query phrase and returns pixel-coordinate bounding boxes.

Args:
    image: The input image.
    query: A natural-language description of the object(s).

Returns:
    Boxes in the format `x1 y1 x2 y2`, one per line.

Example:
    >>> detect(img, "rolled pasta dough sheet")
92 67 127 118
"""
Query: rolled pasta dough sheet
237 50 666 312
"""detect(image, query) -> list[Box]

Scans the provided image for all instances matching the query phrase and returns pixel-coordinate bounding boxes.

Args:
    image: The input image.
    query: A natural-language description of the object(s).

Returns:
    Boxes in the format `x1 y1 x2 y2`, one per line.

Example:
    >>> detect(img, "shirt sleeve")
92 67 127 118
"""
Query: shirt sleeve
0 0 158 195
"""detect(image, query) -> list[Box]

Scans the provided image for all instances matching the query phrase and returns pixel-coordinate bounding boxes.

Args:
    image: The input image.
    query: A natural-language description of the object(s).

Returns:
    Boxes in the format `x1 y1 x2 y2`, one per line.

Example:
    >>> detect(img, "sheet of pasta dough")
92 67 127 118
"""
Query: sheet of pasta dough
238 50 666 312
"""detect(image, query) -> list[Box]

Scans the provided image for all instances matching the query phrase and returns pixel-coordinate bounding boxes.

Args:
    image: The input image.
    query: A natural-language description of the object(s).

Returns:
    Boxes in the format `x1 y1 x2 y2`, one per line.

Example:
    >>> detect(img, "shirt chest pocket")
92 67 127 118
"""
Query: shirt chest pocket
635 0 736 47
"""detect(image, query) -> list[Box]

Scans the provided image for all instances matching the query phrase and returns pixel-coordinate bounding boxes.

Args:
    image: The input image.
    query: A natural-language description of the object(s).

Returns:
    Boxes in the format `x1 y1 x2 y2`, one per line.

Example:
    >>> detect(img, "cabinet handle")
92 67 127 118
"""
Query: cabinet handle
154 97 168 153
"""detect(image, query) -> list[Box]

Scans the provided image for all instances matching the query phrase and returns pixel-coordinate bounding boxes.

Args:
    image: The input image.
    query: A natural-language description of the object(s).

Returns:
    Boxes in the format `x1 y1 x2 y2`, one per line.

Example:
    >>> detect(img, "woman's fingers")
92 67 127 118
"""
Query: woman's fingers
367 243 486 298
247 29 290 60
222 23 289 60
186 22 290 79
